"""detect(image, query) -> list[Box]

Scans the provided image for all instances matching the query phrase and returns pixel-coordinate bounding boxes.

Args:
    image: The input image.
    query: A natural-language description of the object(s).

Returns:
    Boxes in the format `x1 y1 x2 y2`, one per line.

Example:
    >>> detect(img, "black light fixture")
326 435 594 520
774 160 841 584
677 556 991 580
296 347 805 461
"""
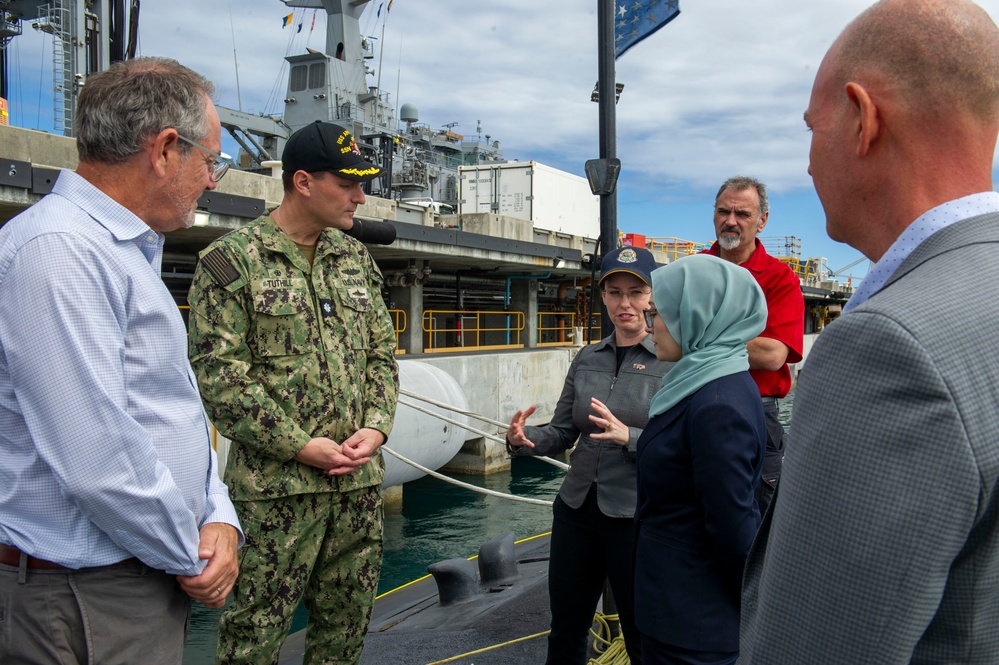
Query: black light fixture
584 158 621 196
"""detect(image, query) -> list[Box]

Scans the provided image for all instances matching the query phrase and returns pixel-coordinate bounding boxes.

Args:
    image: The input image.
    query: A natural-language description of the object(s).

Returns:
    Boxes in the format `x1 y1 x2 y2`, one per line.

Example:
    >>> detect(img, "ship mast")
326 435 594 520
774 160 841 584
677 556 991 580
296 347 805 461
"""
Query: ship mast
0 0 139 137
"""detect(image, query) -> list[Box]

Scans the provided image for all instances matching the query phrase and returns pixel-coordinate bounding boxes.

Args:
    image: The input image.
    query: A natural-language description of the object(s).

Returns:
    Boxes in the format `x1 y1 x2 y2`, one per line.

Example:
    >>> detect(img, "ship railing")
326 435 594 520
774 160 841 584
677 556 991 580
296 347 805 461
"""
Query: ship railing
414 146 462 169
422 309 525 352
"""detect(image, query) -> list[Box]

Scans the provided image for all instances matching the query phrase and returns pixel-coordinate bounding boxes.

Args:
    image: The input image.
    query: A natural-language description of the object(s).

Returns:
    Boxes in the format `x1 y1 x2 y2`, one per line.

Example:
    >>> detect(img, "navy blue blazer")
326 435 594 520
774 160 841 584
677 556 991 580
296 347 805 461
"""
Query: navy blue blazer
634 371 765 653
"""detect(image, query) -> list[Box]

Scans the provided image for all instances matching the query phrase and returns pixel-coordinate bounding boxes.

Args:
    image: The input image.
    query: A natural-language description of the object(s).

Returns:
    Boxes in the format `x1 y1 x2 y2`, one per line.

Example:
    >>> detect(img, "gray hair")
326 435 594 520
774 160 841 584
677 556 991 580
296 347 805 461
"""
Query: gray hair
75 57 217 163
715 176 769 218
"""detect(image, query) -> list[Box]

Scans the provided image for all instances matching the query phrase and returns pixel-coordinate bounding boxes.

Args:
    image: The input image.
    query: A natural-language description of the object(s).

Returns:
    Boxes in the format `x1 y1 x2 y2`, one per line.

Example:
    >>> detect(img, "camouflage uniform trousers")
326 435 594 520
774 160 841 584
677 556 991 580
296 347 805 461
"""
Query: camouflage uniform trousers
216 485 383 665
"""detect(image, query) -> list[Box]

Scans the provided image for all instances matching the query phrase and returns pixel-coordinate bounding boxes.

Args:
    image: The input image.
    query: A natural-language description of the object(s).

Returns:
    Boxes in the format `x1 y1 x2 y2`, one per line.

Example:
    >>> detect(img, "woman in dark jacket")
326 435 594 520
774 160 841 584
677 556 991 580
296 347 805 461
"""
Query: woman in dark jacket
629 254 767 665
506 246 672 665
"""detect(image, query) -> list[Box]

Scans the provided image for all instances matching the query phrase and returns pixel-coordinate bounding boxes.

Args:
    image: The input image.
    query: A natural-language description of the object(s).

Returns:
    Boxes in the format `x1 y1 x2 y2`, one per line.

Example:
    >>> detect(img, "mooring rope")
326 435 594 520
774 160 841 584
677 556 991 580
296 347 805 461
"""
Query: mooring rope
400 388 508 428
381 445 554 507
397 397 504 443
397 391 571 472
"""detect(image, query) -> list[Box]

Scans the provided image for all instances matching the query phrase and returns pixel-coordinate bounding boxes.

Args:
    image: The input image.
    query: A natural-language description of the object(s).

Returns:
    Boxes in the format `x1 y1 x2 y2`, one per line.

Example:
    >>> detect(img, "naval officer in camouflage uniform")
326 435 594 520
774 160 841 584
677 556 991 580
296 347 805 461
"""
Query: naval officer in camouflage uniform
188 121 399 665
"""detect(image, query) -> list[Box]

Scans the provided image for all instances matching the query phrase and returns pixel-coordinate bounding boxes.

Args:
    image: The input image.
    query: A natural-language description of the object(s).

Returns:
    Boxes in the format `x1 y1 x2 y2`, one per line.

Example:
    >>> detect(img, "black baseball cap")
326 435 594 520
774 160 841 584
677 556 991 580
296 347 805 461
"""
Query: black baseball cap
282 121 381 182
599 246 657 285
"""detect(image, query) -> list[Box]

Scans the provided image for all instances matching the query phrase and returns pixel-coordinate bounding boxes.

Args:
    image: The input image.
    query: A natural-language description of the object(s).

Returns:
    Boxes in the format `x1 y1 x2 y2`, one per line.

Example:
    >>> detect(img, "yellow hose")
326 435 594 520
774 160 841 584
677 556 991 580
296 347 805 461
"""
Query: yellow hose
422 611 631 665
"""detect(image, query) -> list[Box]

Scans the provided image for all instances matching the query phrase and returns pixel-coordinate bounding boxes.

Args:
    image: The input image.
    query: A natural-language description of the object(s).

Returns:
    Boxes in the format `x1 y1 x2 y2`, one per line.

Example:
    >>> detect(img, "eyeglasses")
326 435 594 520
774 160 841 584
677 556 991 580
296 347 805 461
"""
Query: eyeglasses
603 288 651 302
177 134 231 182
643 309 658 329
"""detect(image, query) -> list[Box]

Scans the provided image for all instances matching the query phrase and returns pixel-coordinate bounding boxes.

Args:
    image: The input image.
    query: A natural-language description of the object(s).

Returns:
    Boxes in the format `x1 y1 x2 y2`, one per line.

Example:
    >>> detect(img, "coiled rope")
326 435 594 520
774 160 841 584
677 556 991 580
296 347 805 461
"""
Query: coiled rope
588 613 632 664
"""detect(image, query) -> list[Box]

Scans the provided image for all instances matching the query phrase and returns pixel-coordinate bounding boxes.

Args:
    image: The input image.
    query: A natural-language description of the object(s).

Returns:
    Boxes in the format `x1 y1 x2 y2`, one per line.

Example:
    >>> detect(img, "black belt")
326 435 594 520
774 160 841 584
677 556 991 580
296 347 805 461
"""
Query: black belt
0 544 136 571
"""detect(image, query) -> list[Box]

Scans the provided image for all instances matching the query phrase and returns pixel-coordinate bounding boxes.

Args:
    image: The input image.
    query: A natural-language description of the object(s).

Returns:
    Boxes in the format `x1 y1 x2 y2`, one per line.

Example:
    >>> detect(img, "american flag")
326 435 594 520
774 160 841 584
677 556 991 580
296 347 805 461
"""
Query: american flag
615 0 680 59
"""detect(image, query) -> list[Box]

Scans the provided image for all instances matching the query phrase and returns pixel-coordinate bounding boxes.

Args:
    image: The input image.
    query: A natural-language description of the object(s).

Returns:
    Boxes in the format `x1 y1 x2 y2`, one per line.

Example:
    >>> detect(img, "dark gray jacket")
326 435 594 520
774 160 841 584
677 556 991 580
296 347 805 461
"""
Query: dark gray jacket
512 334 671 518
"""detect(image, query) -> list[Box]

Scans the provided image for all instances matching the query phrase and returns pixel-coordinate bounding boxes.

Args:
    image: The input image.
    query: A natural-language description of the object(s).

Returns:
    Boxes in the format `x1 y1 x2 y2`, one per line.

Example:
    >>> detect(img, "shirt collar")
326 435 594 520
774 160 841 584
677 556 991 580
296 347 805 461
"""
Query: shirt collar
260 209 352 256
706 238 767 273
844 191 999 313
53 169 160 243
593 333 656 355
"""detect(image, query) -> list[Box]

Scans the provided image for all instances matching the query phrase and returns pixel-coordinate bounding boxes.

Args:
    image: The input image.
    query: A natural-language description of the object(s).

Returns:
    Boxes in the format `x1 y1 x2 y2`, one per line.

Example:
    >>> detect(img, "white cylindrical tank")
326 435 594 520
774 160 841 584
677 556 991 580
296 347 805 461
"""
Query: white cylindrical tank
211 360 469 487
384 360 469 486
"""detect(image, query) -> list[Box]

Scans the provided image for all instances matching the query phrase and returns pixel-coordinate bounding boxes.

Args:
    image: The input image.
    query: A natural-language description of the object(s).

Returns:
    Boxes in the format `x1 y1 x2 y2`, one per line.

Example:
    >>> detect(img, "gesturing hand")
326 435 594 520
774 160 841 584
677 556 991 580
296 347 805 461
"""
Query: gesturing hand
506 406 537 449
588 397 630 446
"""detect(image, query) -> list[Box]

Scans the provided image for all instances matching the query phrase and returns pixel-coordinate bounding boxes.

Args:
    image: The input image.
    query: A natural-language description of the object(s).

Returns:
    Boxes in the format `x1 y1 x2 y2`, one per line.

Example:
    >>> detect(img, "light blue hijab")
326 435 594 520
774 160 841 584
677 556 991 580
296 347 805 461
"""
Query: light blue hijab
648 254 768 418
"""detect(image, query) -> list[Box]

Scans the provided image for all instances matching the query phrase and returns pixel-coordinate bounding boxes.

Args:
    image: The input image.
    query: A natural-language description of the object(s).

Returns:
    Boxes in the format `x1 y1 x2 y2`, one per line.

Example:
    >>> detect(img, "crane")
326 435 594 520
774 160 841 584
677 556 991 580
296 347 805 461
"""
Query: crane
828 256 871 284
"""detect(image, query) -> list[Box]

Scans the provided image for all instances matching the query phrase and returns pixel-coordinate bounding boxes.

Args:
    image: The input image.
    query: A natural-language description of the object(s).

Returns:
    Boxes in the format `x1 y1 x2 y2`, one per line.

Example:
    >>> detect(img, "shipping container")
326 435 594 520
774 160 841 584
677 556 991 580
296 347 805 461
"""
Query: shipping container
458 161 600 239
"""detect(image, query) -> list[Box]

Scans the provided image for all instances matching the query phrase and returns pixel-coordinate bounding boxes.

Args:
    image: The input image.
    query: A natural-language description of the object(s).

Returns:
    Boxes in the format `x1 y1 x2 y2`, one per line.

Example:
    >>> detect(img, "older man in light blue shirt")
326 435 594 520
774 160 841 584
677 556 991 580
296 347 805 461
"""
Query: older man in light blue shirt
0 57 241 665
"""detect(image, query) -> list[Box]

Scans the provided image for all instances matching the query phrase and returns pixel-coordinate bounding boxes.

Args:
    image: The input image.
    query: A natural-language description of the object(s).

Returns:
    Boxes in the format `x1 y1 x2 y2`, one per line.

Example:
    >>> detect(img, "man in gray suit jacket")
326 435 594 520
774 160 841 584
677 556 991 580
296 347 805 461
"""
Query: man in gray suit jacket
740 1 999 662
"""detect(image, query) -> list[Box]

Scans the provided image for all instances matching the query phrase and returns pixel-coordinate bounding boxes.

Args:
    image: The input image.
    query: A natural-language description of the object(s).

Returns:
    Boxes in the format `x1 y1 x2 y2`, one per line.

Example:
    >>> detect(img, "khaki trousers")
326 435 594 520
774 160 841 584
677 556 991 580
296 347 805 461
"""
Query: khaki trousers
0 558 190 665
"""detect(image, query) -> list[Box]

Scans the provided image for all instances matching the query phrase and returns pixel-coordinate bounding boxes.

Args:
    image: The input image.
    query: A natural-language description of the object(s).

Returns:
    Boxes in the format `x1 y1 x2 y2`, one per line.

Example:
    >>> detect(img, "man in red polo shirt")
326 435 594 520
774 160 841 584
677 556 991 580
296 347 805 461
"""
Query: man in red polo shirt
702 176 804 514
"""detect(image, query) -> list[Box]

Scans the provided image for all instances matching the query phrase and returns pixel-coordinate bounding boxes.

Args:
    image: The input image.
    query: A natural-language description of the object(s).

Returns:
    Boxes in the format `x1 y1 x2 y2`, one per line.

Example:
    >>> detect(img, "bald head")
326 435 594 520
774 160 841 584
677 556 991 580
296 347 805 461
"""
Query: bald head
832 0 999 122
804 0 999 260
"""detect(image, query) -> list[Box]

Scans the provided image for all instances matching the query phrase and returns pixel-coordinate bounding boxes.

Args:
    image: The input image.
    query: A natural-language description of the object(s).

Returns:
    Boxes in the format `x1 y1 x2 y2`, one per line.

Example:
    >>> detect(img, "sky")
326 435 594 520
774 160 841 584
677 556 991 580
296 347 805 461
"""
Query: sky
5 0 999 284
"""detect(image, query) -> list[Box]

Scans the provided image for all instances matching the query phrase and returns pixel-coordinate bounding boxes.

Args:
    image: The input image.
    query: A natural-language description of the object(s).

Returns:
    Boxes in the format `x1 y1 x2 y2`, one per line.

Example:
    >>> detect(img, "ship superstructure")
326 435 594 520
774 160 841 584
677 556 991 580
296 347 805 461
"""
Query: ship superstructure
223 0 505 208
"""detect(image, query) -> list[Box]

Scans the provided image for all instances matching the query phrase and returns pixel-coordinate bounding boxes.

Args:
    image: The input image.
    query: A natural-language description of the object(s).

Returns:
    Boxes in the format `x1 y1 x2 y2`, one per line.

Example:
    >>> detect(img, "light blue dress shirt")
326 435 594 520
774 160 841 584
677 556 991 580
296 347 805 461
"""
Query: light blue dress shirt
0 170 240 575
844 191 999 313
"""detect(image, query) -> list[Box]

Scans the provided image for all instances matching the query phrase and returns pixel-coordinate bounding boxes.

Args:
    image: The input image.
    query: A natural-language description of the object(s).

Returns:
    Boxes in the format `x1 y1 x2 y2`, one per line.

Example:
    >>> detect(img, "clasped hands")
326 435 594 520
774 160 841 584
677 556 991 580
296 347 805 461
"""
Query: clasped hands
294 428 386 475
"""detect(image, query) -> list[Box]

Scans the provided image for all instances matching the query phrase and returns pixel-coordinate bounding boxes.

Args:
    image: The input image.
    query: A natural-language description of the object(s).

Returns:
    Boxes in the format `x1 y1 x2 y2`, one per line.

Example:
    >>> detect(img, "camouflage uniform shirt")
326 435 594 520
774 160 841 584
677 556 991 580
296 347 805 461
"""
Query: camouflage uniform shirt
187 212 399 500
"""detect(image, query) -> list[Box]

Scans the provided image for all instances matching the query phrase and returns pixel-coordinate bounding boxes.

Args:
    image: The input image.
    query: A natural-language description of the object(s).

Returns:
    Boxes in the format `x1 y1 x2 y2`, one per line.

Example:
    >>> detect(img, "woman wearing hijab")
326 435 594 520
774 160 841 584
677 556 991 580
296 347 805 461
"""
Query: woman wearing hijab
632 254 766 665
507 246 673 665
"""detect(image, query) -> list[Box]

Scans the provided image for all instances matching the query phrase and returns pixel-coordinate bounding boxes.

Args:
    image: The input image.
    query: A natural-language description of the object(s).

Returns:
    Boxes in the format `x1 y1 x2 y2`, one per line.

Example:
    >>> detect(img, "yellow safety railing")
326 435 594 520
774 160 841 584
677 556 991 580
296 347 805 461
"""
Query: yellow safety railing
181 305 602 351
422 309 526 352
760 236 826 282
387 309 407 352
778 256 820 281
388 309 407 334
645 237 710 261
537 312 603 346
537 311 577 346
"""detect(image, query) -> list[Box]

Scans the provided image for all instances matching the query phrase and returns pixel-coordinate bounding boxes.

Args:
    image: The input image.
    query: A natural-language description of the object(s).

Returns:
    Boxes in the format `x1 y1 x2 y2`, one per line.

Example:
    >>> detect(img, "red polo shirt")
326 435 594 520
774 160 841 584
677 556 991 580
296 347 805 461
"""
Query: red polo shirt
703 240 804 397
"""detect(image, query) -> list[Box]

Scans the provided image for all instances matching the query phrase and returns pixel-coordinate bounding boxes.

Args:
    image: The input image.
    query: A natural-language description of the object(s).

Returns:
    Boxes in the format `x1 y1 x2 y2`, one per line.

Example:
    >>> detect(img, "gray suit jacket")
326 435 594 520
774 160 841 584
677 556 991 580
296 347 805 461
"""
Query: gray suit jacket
741 212 999 664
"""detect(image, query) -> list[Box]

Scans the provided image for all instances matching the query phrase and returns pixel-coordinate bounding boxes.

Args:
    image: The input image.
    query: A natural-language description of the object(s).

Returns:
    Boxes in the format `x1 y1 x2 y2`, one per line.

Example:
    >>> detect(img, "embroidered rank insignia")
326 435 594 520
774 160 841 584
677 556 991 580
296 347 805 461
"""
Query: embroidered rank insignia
320 298 335 317
200 248 240 287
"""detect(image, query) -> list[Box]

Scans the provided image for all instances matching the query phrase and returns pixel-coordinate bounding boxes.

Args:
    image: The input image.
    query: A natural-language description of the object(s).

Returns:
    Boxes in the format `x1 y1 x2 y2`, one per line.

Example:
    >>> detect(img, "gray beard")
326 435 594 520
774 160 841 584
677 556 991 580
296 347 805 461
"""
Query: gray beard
718 233 741 251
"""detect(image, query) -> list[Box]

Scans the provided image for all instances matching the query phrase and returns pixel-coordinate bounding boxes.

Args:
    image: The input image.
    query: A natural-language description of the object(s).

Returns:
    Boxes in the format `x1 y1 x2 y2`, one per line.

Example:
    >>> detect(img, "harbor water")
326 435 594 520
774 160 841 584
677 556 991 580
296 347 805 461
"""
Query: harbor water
182 391 794 664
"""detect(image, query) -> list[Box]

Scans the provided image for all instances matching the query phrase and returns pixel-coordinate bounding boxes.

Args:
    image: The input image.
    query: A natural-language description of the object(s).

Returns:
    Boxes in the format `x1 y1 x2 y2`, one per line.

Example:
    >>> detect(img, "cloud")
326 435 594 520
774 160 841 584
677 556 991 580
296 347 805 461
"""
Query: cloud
4 0 999 271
